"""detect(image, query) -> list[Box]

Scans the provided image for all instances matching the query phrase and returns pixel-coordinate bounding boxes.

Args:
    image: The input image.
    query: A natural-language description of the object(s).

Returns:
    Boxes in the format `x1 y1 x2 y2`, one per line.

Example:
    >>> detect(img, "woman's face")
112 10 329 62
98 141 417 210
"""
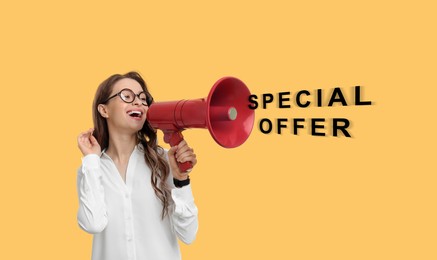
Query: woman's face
101 78 149 134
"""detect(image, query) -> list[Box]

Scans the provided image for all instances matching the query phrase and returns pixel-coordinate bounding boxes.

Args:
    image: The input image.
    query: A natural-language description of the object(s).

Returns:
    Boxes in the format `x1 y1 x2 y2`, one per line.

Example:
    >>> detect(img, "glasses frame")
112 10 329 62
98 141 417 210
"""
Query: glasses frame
103 88 153 106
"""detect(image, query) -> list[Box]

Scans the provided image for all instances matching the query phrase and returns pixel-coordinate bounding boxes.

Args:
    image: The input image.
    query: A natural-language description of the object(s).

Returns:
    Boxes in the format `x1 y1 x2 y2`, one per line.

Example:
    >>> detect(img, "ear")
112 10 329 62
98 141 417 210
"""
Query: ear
98 104 109 118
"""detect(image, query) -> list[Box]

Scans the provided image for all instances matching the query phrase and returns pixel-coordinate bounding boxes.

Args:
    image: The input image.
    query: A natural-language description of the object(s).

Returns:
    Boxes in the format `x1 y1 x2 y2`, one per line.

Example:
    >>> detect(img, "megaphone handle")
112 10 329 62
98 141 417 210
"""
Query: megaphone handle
163 131 193 173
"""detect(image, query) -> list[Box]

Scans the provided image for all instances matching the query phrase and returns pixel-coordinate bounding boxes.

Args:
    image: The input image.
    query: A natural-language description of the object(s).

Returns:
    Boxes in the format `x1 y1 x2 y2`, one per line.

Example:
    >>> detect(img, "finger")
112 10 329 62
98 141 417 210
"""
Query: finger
78 134 87 145
168 145 178 157
177 140 187 147
177 152 196 163
78 129 92 139
175 148 188 162
78 132 86 139
190 157 197 167
176 145 191 157
177 148 194 161
176 140 188 151
89 134 98 145
79 132 89 141
79 136 91 148
87 128 94 137
179 155 197 166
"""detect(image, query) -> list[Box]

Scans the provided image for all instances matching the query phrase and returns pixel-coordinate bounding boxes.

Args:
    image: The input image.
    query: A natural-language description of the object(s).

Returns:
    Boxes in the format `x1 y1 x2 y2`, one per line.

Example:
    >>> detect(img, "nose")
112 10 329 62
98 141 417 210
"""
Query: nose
132 95 142 106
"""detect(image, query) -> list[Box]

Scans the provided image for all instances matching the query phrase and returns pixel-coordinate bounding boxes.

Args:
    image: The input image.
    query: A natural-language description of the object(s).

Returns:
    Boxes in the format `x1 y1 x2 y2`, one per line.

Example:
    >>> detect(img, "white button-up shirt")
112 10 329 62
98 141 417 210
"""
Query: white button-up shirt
77 145 198 260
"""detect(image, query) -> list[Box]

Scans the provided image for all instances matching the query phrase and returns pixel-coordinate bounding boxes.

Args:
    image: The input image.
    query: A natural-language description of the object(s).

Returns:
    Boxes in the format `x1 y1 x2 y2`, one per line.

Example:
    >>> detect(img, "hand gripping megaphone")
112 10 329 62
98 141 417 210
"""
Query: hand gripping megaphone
147 77 255 172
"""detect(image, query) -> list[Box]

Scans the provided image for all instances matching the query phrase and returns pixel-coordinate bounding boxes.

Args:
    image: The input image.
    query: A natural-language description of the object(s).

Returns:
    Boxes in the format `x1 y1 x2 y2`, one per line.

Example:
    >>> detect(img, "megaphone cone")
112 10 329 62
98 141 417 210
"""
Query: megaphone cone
147 77 255 172
206 77 254 148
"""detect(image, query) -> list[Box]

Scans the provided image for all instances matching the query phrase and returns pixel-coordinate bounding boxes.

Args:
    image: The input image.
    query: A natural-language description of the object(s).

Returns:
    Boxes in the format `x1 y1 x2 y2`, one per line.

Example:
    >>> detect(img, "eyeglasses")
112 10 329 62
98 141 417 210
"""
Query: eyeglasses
103 88 153 106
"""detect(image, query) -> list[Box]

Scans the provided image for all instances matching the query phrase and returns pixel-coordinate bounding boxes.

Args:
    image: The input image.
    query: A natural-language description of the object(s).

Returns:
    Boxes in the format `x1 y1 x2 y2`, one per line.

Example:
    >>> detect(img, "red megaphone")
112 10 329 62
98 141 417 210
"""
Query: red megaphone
147 77 255 172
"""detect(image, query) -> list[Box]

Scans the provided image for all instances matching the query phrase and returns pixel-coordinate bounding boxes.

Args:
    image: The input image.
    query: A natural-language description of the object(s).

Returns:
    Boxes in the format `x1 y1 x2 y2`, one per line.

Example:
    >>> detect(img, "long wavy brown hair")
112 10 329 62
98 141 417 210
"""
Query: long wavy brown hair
92 71 171 219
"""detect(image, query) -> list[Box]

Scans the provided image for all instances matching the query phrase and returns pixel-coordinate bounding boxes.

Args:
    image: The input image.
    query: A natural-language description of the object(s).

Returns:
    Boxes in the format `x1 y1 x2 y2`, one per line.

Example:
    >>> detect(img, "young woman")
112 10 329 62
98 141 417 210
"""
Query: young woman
76 72 198 260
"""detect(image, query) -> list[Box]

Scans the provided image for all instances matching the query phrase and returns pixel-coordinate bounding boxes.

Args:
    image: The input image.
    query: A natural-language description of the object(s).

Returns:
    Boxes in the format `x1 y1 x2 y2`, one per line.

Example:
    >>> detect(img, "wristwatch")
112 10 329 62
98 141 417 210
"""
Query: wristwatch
173 176 190 188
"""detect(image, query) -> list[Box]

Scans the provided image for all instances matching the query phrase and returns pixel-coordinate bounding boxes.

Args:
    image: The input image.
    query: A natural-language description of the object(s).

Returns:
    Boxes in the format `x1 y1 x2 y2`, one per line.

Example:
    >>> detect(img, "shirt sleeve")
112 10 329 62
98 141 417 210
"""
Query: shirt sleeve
161 147 199 244
171 185 199 244
76 154 108 234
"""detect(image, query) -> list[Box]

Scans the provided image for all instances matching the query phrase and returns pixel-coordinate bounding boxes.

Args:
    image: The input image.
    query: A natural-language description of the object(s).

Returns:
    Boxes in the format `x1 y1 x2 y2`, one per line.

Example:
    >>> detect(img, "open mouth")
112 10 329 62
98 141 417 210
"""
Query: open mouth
127 110 143 118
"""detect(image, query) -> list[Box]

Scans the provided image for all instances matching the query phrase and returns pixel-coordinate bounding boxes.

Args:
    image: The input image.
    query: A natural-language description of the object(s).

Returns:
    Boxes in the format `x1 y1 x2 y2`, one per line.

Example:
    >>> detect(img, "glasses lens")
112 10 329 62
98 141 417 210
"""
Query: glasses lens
138 92 150 105
147 96 153 106
120 89 135 103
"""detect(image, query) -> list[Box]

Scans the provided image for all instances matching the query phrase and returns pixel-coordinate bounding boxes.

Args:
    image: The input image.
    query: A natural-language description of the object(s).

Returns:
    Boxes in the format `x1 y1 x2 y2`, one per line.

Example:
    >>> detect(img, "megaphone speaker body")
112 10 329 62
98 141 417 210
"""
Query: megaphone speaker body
147 77 255 172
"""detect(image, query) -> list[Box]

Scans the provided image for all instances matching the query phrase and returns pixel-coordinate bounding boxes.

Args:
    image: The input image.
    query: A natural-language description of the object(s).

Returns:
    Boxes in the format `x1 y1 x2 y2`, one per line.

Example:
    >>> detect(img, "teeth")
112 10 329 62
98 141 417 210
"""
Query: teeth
128 111 142 116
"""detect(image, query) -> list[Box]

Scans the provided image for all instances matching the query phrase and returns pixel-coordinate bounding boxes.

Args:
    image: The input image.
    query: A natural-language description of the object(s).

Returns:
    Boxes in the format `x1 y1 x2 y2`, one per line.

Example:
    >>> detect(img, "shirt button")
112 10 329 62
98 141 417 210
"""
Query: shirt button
125 194 129 199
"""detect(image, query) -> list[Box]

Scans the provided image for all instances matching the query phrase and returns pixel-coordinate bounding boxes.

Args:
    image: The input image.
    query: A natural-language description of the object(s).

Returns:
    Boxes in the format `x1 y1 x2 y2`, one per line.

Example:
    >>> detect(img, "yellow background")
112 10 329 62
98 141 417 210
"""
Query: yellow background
0 1 435 259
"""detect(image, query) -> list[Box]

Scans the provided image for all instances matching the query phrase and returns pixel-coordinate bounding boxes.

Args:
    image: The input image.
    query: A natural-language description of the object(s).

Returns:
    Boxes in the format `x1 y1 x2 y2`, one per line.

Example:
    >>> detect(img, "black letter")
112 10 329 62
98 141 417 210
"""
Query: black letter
277 118 288 134
328 87 348 106
262 93 274 109
248 94 258 109
259 119 272 134
293 118 305 135
296 90 310 108
311 118 326 136
333 118 351 137
355 86 372 106
278 92 291 108
317 89 323 107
